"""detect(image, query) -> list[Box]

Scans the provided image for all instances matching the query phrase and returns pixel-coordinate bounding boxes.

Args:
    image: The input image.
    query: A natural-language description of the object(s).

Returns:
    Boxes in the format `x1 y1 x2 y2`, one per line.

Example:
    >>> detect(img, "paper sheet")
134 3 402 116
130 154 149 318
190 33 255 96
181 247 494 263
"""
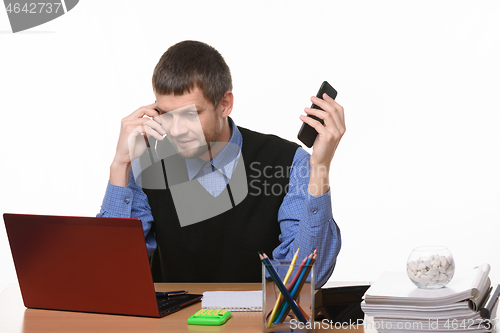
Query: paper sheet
201 291 262 311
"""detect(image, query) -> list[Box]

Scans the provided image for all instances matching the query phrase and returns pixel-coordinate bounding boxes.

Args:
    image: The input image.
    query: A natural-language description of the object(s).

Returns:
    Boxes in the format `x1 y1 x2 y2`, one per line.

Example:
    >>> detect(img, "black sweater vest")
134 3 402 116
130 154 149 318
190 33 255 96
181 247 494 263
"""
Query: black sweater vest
142 127 299 282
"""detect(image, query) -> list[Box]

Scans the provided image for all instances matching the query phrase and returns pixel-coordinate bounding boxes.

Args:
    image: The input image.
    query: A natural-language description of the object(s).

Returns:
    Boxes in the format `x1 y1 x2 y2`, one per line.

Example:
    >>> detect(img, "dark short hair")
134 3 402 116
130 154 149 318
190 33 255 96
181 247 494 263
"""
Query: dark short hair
152 40 232 107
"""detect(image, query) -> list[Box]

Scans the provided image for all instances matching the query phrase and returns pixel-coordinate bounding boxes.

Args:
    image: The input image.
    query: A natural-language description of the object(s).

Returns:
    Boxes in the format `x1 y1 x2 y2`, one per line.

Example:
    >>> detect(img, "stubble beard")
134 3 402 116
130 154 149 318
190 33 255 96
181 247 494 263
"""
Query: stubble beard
174 122 222 160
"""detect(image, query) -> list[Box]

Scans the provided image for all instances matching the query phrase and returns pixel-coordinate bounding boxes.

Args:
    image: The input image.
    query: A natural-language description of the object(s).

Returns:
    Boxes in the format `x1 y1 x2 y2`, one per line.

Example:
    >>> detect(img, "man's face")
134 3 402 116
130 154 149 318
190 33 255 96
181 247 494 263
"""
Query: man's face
155 86 223 160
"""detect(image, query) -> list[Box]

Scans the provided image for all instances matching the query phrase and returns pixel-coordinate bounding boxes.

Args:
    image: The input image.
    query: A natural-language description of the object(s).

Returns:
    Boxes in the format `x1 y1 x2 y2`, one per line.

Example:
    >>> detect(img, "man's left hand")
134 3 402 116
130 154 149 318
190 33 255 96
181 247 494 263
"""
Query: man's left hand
299 93 346 196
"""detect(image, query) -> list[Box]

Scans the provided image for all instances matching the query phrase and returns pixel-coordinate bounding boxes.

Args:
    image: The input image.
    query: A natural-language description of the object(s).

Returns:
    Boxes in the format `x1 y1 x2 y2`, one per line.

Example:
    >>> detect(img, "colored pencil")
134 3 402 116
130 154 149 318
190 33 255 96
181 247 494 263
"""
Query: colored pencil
270 254 310 322
267 248 299 327
274 254 313 323
284 254 309 292
271 253 313 323
259 252 308 323
277 252 317 323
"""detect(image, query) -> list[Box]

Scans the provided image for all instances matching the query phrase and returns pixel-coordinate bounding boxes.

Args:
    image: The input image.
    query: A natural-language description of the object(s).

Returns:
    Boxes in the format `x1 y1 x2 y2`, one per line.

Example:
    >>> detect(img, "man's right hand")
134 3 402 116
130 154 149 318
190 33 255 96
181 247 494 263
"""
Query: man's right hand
110 103 166 187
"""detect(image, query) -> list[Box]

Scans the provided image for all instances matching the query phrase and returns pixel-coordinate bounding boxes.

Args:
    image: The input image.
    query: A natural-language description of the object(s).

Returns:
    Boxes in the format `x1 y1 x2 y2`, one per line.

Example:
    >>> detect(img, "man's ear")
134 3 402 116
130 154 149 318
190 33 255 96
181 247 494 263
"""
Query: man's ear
219 91 233 118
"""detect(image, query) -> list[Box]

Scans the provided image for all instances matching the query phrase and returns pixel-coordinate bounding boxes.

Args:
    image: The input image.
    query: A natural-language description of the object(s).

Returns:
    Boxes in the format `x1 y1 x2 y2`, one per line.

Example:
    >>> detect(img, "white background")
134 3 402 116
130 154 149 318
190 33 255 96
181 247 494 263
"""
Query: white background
1 1 499 294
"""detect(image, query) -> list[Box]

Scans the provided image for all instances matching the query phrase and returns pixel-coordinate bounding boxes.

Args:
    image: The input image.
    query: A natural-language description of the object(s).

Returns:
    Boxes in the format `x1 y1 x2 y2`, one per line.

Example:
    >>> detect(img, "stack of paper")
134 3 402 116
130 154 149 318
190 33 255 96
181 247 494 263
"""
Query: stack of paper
361 264 496 333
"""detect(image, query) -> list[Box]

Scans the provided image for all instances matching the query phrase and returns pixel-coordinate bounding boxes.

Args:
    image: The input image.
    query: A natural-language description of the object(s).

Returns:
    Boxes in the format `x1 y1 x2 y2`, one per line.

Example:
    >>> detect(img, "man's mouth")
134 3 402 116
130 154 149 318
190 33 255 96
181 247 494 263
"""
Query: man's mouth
175 139 195 148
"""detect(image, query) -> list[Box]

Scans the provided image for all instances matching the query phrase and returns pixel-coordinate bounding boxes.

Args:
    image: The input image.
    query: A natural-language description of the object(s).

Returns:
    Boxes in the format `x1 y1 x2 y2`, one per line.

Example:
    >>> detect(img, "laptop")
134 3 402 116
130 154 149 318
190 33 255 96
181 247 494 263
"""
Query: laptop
3 213 202 317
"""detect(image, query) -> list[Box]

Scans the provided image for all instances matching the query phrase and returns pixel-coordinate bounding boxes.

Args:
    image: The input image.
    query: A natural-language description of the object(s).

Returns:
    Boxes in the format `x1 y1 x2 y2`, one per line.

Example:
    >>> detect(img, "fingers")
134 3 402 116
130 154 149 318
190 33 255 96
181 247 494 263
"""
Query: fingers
144 117 166 136
300 113 340 140
304 107 345 135
116 103 165 165
122 103 166 137
127 103 159 120
300 93 346 150
308 95 346 133
146 102 157 109
137 103 166 134
321 93 345 121
305 107 334 125
132 123 165 142
124 117 165 134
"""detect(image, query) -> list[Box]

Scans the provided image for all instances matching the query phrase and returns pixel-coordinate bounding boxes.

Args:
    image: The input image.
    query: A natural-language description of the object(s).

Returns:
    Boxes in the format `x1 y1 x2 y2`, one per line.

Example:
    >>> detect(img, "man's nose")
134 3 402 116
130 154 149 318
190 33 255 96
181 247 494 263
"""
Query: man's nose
168 116 189 137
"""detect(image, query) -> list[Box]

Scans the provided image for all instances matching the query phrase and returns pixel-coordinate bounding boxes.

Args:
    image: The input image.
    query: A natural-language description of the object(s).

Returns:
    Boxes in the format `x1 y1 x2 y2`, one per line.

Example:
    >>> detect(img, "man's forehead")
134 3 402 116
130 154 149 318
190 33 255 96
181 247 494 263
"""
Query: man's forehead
155 88 209 112
157 104 198 114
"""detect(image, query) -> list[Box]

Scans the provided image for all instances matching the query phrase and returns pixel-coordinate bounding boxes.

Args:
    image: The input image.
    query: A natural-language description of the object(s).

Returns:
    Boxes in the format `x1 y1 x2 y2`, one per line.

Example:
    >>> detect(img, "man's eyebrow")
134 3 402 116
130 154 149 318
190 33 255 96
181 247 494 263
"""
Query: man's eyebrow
156 105 203 113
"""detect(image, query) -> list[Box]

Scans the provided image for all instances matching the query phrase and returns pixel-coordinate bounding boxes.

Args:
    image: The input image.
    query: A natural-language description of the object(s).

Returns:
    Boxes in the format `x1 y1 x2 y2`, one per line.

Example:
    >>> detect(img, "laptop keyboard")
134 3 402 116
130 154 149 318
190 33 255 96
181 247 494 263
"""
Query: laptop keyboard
157 297 180 310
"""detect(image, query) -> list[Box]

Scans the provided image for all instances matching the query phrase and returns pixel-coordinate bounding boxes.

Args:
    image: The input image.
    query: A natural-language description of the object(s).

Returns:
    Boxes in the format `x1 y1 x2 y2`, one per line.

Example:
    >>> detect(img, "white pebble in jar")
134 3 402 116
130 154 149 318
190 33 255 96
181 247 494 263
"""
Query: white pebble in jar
407 246 455 289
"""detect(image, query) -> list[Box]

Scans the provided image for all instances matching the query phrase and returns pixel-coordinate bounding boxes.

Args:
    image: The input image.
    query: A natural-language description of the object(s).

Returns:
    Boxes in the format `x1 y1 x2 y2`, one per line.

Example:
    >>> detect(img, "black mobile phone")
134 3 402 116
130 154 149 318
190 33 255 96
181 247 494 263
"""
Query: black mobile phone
297 81 338 148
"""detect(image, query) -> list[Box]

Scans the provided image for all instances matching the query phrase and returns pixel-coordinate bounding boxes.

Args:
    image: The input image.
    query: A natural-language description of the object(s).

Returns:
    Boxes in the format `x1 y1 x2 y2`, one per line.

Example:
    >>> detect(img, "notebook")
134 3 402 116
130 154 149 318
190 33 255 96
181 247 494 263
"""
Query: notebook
3 213 202 317
202 291 262 311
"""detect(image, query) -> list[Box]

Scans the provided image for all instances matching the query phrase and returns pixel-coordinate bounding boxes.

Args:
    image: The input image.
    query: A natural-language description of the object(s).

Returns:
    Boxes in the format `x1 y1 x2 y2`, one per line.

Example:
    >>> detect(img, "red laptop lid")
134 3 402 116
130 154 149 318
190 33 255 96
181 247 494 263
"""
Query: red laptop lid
3 213 161 317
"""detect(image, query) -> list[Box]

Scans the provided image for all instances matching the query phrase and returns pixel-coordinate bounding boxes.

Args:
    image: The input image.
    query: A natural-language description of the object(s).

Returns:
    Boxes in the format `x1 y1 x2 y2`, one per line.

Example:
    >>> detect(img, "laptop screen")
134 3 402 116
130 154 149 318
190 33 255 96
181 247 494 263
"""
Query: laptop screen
4 213 162 317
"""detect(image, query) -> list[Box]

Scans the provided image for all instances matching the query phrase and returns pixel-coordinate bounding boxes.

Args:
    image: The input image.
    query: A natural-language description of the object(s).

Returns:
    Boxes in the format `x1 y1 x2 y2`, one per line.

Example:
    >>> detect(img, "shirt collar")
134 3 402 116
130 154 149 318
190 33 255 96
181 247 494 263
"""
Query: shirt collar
185 117 242 181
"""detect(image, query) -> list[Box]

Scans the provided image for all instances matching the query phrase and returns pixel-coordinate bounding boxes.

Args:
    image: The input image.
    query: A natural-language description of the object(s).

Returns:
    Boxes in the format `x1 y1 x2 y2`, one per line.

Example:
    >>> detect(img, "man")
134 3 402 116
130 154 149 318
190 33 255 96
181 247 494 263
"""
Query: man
98 40 345 286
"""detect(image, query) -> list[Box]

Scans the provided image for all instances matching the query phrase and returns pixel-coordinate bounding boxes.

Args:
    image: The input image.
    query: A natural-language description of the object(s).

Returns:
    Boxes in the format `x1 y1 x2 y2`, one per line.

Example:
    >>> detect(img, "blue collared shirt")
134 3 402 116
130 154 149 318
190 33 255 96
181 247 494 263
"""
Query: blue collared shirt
184 121 243 197
98 118 341 287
